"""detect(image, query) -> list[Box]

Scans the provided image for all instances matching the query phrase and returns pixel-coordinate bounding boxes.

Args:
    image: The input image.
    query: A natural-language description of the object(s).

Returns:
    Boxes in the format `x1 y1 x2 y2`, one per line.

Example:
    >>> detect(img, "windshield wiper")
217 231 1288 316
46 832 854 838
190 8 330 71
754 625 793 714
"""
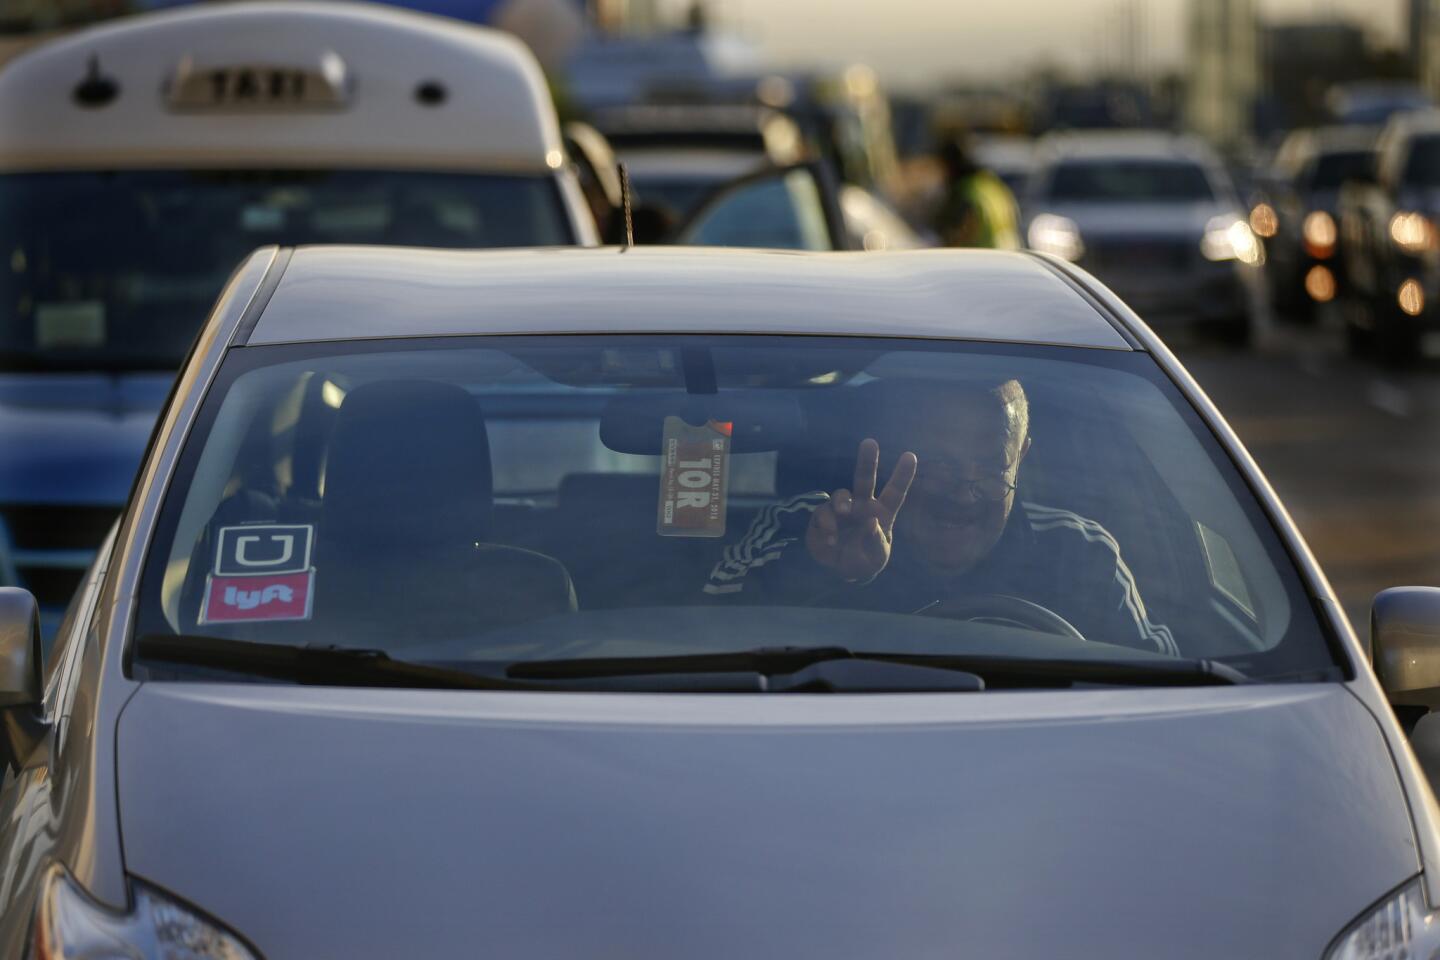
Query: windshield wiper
134 634 542 691
508 647 1248 688
510 647 986 692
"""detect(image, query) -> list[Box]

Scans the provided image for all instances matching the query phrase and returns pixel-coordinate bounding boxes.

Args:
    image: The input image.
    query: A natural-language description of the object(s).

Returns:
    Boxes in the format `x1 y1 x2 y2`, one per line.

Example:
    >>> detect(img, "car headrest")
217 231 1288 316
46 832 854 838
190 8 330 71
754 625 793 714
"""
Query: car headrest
322 380 492 549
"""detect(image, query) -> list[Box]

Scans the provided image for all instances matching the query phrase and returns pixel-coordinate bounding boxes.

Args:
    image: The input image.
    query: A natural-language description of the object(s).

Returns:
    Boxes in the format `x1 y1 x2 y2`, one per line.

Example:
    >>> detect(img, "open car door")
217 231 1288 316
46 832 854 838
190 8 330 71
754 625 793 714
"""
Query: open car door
670 161 851 251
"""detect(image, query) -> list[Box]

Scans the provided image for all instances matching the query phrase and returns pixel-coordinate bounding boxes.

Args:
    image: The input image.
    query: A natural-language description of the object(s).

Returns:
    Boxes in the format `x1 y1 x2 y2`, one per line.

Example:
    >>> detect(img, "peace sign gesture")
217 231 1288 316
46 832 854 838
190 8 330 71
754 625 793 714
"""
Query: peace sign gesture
805 438 918 583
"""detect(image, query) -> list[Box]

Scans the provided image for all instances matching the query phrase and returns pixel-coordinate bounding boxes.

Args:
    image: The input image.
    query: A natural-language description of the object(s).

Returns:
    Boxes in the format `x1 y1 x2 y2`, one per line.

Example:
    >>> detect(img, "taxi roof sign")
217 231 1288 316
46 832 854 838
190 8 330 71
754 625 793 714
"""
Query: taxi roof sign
0 1 563 174
166 52 350 112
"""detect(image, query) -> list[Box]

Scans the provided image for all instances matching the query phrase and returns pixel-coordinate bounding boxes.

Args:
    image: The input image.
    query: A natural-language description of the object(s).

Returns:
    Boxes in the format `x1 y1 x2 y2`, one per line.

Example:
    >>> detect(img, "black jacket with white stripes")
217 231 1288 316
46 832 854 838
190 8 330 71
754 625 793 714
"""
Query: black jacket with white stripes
704 493 1178 656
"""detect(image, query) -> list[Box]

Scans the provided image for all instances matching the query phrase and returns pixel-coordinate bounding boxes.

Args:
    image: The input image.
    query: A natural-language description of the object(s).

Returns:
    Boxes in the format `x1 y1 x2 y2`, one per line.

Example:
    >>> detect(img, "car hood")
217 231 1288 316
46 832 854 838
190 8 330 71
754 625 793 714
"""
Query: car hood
0 373 170 504
1038 201 1236 239
115 682 1417 960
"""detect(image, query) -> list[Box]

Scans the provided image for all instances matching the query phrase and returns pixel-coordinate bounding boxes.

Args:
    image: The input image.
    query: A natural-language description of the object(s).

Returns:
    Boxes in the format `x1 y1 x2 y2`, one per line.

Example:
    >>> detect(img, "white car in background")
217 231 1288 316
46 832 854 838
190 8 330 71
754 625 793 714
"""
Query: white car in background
1023 131 1265 343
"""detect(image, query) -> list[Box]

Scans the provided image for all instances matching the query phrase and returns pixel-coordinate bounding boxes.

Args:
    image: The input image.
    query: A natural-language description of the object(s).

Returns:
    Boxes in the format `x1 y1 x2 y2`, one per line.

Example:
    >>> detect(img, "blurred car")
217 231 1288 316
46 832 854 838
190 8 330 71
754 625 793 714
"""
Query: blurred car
590 102 910 251
590 102 808 220
0 0 595 635
4 243 1440 959
1337 109 1440 361
1023 131 1264 342
1253 126 1379 319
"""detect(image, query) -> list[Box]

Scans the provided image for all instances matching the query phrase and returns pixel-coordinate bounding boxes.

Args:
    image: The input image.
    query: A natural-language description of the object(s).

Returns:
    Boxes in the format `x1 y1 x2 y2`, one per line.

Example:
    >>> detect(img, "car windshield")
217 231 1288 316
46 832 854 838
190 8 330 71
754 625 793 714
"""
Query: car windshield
1305 150 1374 190
0 171 572 373
134 335 1337 690
1046 160 1216 203
1403 136 1440 187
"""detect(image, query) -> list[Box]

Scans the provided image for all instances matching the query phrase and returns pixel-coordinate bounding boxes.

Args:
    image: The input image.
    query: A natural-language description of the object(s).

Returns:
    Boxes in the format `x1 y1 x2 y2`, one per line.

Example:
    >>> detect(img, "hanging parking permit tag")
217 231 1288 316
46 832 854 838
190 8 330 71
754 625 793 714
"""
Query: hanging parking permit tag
657 417 731 538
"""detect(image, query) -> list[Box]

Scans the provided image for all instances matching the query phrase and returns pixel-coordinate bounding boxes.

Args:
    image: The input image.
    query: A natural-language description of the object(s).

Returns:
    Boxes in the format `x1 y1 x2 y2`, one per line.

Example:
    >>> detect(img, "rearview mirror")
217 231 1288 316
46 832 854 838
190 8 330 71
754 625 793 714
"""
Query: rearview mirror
1371 587 1440 710
0 588 41 709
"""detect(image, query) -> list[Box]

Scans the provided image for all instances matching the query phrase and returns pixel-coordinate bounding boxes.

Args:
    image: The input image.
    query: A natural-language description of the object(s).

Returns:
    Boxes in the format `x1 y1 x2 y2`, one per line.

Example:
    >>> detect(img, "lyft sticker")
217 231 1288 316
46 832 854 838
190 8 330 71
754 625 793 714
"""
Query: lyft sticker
201 570 314 624
214 524 313 577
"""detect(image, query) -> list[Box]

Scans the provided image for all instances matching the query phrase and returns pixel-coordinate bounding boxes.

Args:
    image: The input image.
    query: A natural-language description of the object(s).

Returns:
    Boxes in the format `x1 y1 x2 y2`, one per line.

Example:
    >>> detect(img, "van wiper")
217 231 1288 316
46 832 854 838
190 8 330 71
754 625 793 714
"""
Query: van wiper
509 647 1248 688
134 634 541 691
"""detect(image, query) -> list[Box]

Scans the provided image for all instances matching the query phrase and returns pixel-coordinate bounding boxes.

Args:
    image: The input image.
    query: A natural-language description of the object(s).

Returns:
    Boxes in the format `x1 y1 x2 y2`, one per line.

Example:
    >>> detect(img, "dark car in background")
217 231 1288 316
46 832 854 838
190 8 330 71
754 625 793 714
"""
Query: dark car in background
1338 109 1440 360
1254 125 1379 318
591 102 809 219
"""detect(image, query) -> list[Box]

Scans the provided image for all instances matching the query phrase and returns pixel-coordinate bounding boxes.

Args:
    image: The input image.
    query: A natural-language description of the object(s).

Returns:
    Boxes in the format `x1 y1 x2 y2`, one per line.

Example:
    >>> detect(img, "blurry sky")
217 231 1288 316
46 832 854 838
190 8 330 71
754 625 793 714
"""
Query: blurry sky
722 0 1406 87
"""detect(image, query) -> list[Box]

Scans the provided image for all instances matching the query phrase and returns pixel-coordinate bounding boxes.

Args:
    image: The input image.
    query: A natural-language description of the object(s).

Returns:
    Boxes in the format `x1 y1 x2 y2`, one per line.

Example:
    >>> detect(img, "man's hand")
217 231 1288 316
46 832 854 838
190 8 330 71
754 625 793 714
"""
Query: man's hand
805 438 918 583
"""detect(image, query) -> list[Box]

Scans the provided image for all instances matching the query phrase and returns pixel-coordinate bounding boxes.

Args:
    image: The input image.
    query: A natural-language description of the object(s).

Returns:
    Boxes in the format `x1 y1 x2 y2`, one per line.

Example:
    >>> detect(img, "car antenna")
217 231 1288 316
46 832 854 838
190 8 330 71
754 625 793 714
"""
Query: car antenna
617 162 634 249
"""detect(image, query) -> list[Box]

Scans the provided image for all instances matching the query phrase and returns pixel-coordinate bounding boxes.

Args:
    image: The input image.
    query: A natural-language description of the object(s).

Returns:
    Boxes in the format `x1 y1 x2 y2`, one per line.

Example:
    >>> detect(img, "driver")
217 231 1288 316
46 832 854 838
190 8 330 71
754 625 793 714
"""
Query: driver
703 378 1177 655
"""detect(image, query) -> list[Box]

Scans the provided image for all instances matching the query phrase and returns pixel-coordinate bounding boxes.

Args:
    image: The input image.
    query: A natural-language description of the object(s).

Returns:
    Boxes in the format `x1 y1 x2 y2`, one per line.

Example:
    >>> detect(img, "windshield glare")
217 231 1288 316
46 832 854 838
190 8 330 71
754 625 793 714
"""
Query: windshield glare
0 171 571 372
1046 160 1216 203
135 335 1334 689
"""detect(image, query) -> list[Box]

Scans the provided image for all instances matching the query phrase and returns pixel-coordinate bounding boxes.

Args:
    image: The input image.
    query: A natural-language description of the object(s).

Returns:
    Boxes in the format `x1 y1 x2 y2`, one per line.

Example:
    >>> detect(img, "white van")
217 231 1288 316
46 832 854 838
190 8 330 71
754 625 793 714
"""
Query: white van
0 1 596 632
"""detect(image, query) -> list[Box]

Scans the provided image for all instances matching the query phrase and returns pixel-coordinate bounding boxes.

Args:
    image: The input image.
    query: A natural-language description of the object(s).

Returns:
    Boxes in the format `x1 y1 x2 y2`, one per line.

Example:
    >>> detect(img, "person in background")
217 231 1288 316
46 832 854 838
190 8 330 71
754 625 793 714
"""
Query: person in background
933 132 1022 250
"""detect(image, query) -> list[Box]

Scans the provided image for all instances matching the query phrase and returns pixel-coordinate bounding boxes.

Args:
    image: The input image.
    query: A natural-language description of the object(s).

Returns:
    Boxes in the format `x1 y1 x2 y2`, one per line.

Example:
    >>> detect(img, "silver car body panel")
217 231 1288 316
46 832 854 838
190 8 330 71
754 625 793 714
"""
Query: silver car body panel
114 682 1414 960
246 247 1134 349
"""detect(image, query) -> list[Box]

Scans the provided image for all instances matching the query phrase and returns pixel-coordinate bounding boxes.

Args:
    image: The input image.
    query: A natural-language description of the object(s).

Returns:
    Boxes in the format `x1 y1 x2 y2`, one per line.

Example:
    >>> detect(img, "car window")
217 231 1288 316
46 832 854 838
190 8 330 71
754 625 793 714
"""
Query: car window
679 169 834 250
133 335 1335 688
1402 136 1440 187
0 171 572 373
1305 150 1374 191
1045 160 1216 203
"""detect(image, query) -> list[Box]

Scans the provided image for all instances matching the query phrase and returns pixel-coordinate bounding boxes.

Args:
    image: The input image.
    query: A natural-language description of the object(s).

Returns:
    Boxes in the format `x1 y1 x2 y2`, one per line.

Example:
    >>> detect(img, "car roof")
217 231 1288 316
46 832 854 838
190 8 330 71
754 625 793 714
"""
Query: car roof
0 0 561 174
245 246 1131 350
1036 130 1218 165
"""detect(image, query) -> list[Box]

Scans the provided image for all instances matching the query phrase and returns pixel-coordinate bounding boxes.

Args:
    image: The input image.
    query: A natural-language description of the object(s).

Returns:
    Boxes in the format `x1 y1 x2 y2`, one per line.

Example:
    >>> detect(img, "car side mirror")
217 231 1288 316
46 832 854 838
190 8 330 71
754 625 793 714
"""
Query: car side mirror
1372 587 1440 713
0 588 42 709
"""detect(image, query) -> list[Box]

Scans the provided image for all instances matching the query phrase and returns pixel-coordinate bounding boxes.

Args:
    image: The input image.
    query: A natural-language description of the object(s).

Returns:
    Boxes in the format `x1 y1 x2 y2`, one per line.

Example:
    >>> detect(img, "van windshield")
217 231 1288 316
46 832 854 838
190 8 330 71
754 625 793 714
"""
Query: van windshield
0 170 573 373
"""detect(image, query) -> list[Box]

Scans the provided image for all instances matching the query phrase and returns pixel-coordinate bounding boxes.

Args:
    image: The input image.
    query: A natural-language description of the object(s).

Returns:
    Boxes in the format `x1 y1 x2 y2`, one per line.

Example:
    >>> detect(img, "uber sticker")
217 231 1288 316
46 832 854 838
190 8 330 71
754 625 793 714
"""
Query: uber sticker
201 570 314 624
657 417 731 538
214 524 313 577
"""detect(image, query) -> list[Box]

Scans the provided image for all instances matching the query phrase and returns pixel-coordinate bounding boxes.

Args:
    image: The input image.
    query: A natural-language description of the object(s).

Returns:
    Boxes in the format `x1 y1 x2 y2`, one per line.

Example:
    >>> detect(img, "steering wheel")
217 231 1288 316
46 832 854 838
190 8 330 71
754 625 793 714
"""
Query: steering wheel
919 593 1088 643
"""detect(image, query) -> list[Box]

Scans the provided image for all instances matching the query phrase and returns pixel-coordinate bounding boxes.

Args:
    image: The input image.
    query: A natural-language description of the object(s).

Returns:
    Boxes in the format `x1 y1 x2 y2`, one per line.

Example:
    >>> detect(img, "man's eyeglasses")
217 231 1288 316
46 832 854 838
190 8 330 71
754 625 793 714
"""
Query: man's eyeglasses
913 460 1017 502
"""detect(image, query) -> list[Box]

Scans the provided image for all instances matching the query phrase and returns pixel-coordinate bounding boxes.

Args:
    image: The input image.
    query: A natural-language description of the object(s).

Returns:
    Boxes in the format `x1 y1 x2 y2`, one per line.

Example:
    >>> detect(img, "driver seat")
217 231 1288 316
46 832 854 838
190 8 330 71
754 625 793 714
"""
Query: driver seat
314 379 576 645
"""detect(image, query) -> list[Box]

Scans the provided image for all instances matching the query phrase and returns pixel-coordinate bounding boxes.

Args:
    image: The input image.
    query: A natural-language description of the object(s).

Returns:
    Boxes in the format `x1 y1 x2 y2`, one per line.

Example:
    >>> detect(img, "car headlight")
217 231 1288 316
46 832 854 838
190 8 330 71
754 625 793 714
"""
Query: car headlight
1303 210 1338 259
31 864 259 960
1389 211 1434 255
1201 215 1264 266
1325 877 1440 960
1027 214 1084 261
